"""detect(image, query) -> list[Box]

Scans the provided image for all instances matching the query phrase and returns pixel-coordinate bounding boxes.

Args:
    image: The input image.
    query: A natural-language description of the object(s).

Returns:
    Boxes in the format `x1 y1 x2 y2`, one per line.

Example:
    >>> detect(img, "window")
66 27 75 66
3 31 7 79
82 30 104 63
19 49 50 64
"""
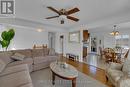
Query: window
115 35 129 49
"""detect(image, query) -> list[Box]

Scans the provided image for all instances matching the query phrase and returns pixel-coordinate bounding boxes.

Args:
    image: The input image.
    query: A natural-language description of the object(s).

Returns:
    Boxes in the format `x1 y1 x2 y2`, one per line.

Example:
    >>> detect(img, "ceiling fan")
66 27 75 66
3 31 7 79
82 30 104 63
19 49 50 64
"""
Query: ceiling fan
45 7 80 24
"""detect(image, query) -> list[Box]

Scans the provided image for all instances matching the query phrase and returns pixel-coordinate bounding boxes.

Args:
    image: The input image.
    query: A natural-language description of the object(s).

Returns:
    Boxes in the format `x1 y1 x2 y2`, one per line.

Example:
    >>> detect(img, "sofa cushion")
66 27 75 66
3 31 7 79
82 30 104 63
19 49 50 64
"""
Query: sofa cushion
45 56 58 61
108 69 124 82
33 55 58 64
32 49 44 57
0 59 6 73
12 49 32 58
33 56 49 64
0 64 28 77
122 60 130 77
0 52 13 65
0 70 32 87
11 53 25 61
33 62 49 71
43 48 49 56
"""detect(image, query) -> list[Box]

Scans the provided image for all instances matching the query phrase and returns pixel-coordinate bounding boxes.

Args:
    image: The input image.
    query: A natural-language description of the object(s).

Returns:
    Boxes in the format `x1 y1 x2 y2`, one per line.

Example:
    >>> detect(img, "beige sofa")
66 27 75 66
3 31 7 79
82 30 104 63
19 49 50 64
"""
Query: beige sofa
0 48 58 87
106 60 130 87
0 64 33 87
32 48 58 71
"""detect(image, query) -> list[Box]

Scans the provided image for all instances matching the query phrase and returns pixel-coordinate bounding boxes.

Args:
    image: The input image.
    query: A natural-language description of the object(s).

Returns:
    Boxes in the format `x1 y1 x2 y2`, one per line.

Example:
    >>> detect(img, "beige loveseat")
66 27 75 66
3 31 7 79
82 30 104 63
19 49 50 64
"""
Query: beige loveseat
0 48 58 87
106 60 130 87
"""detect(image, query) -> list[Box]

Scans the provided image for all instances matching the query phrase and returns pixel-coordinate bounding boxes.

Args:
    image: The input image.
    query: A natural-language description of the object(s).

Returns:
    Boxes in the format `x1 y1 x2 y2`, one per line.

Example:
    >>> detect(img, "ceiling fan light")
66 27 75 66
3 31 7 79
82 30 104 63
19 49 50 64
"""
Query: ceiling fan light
59 15 67 20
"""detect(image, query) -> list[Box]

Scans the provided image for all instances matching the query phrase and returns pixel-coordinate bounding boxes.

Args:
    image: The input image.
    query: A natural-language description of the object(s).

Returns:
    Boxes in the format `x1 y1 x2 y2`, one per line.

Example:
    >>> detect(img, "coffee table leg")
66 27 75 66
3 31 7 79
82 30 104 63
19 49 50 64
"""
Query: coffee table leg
72 78 76 87
52 72 55 85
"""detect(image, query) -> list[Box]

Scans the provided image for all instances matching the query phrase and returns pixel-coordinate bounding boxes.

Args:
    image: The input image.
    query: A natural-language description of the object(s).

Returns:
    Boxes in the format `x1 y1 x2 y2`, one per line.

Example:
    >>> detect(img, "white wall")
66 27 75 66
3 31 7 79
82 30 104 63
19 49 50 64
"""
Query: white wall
12 28 48 50
55 27 83 62
66 30 83 62
0 25 48 50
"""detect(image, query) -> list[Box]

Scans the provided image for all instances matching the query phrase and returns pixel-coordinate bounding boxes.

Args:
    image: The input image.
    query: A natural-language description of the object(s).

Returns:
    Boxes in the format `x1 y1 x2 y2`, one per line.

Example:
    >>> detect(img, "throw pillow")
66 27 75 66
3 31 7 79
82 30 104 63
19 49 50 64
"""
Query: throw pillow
49 48 56 56
11 53 25 61
0 59 6 73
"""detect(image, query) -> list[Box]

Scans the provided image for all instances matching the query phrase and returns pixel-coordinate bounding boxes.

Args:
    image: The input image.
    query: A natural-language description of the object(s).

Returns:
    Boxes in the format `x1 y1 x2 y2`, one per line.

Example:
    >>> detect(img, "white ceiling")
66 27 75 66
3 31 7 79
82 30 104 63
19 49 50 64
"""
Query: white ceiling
2 0 130 29
88 22 130 33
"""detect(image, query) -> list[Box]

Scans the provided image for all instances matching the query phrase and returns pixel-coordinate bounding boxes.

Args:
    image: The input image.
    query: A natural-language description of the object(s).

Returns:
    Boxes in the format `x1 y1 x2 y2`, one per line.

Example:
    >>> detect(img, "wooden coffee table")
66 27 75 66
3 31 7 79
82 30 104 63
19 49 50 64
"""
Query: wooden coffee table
50 62 78 87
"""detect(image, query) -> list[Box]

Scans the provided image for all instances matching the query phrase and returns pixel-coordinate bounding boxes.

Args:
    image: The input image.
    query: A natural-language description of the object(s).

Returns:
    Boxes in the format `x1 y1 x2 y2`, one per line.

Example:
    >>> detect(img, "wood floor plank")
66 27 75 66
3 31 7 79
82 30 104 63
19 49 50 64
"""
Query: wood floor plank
65 58 113 87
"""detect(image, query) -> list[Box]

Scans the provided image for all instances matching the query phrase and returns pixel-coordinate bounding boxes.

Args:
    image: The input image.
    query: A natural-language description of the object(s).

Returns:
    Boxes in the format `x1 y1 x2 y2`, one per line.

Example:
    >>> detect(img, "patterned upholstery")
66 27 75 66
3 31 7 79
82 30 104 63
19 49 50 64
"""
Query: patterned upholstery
106 61 130 87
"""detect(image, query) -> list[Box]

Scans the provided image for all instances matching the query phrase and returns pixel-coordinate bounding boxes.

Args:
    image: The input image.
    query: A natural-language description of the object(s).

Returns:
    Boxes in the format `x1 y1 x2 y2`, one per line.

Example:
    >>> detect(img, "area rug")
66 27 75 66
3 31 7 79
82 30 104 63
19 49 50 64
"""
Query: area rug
31 68 107 87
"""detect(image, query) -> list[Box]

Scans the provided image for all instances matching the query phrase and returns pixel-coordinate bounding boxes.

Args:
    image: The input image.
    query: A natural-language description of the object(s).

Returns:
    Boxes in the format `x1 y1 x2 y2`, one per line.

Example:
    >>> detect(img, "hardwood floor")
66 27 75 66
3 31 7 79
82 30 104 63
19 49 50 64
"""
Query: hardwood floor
65 58 113 87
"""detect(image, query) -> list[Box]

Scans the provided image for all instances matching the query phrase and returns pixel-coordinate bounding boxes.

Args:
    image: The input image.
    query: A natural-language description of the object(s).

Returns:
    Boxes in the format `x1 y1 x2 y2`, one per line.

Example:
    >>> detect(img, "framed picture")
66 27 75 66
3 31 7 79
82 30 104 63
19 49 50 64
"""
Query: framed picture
69 31 80 43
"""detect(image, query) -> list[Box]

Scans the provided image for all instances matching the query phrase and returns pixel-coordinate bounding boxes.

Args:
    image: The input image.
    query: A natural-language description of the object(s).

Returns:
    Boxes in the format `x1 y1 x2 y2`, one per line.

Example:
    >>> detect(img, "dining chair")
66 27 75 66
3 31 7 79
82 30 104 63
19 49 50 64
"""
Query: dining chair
124 49 129 59
121 49 130 63
104 48 116 63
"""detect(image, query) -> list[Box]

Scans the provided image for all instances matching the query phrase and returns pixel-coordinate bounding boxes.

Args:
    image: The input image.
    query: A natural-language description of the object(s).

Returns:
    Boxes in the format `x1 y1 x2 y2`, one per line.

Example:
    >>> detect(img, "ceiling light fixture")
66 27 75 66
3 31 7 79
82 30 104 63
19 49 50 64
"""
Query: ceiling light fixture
59 15 67 24
37 29 43 32
110 25 119 36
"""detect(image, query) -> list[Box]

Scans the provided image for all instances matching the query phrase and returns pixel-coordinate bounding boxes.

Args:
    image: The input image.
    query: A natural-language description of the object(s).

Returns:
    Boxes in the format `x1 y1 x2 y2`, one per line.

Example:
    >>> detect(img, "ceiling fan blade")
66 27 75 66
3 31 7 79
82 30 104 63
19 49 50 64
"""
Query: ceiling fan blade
67 16 79 22
67 7 80 15
47 7 60 15
45 16 59 19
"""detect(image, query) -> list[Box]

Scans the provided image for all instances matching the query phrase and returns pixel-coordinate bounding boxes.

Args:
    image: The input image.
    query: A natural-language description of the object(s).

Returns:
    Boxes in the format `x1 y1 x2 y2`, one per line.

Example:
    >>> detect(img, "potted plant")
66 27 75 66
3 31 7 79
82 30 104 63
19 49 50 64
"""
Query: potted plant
0 29 15 51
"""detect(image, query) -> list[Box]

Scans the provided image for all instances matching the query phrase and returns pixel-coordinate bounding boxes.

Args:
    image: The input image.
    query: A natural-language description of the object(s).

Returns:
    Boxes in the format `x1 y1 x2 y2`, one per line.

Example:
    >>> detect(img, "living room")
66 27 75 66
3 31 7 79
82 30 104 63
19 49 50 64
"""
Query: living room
0 0 130 87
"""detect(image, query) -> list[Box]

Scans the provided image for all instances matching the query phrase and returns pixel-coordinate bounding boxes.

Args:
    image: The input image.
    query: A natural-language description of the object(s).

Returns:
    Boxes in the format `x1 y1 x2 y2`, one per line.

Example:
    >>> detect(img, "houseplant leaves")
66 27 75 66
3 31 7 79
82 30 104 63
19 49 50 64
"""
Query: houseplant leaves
0 29 15 50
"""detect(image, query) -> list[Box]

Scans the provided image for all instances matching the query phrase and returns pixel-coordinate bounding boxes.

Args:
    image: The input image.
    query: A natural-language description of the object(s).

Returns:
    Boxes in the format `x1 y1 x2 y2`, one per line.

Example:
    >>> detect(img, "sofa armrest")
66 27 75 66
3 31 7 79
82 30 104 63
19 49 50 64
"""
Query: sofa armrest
108 62 123 70
118 75 130 87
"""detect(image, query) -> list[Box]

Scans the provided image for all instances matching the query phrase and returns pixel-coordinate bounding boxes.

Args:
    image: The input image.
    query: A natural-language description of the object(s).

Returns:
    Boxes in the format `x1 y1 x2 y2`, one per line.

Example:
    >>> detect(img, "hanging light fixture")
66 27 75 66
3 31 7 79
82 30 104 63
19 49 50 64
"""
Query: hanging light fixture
59 15 67 24
110 25 119 36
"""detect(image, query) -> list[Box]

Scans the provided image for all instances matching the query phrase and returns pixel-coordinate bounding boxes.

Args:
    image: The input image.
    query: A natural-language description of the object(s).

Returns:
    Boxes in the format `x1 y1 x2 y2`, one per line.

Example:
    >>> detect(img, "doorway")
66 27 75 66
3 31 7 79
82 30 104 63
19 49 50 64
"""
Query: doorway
83 30 89 58
48 32 55 49
91 37 97 53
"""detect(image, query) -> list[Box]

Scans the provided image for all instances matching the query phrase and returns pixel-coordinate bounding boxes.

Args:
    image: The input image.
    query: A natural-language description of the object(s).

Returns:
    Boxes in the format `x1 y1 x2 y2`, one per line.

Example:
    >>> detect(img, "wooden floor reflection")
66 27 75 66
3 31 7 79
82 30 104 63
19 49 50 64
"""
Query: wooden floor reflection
65 58 113 87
